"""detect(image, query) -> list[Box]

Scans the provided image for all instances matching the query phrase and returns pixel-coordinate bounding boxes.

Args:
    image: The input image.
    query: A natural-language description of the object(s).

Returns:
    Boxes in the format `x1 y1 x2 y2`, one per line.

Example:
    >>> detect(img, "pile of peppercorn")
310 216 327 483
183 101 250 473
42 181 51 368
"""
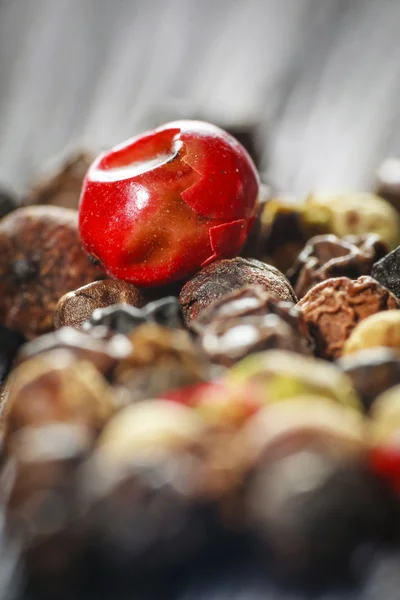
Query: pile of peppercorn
3 123 400 600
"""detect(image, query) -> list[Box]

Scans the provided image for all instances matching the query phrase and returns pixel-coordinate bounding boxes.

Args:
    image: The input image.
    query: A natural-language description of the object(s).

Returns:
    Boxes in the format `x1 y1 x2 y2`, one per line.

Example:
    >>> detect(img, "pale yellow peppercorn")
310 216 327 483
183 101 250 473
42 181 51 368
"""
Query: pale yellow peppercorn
343 310 400 355
304 193 400 248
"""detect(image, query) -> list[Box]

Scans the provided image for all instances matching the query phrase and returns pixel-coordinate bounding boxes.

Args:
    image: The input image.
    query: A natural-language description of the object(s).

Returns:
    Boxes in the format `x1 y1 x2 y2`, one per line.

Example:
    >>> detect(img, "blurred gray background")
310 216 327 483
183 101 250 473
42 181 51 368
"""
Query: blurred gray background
1 0 400 195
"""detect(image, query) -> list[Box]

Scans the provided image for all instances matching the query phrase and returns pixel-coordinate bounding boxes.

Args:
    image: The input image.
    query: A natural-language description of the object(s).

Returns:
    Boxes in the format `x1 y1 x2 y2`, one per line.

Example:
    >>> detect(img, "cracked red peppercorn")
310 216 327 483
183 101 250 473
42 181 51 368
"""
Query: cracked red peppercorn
78 121 259 287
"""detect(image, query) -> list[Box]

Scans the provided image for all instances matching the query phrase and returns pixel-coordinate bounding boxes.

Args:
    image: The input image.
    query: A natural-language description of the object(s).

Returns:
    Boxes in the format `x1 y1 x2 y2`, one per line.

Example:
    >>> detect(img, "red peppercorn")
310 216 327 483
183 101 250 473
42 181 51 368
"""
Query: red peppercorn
78 121 259 286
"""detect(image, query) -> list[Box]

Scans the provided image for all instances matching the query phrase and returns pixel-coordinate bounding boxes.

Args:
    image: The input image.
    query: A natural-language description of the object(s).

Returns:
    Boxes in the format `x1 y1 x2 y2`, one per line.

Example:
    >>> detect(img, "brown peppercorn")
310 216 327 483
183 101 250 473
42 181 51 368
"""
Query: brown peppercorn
0 206 104 339
23 151 94 210
3 350 116 440
297 276 399 360
200 314 313 367
191 285 284 333
115 324 211 401
288 234 388 299
54 279 146 330
17 326 132 380
196 292 313 366
179 258 296 327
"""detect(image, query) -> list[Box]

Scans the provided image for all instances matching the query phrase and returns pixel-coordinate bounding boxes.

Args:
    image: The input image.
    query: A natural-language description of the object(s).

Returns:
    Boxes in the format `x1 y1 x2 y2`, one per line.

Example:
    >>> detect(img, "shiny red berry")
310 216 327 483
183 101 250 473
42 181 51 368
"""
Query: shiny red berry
78 121 259 286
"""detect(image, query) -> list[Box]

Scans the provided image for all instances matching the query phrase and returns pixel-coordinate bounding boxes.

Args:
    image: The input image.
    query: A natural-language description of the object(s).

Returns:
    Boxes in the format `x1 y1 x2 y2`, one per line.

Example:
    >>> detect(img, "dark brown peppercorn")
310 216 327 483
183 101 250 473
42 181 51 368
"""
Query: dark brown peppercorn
200 312 312 367
297 276 399 360
23 151 94 210
54 279 146 330
192 284 302 333
193 286 313 366
179 258 296 327
0 206 104 339
288 233 388 298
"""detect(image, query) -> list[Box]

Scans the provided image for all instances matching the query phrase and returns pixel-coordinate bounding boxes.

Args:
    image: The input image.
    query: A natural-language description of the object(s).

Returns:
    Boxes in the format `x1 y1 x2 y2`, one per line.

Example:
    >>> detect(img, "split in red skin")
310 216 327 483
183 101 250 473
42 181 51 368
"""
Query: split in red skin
79 121 259 287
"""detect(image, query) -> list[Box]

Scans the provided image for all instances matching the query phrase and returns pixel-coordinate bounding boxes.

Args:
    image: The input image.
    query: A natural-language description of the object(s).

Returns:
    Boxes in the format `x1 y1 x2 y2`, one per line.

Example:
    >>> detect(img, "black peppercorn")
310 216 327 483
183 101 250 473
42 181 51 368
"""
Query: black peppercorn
288 234 388 299
371 246 400 300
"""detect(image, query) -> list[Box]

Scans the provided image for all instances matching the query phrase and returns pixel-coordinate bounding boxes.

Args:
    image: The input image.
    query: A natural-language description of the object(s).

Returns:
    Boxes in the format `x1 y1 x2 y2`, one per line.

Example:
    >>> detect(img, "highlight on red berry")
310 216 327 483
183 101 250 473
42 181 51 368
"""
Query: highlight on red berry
78 121 259 287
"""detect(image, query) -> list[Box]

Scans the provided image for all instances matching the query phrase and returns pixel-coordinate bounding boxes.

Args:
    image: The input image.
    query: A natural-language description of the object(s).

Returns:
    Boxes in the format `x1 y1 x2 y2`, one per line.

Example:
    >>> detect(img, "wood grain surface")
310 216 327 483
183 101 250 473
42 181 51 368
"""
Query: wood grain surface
2 0 400 197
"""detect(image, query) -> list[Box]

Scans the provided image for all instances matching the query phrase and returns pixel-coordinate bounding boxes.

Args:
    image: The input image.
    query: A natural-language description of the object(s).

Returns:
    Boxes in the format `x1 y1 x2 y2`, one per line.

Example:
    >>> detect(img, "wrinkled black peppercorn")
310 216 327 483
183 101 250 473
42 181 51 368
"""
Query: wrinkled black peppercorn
371 246 400 300
288 234 388 299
